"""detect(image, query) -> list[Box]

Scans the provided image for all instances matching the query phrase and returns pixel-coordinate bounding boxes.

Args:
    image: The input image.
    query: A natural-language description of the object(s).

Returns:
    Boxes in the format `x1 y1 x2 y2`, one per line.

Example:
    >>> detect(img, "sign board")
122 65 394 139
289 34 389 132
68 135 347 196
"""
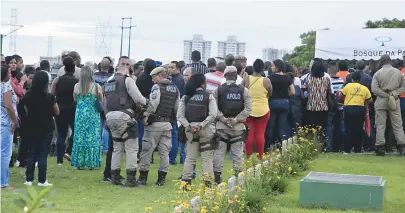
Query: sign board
39 56 59 66
315 29 405 60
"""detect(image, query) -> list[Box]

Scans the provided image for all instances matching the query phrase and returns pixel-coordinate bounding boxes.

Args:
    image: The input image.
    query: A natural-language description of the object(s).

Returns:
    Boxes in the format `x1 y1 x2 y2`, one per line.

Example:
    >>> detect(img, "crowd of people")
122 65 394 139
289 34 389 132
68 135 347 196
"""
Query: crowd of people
1 50 405 190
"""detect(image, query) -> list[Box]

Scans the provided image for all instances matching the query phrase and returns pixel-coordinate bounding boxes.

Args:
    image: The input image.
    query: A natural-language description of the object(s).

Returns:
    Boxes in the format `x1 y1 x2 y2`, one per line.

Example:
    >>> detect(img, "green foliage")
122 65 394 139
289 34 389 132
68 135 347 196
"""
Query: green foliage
13 187 56 213
285 18 405 68
365 18 405 28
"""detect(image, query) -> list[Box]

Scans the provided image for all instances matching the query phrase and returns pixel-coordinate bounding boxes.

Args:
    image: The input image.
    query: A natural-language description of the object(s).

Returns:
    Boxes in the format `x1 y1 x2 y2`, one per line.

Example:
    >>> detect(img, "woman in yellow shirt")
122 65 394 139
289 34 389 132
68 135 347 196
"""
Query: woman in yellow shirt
341 71 373 153
242 59 272 159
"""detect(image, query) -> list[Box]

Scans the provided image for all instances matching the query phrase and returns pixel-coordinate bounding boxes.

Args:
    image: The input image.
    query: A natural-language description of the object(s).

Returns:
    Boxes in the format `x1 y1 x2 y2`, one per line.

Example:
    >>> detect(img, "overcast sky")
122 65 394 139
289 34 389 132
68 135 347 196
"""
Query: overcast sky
1 0 405 65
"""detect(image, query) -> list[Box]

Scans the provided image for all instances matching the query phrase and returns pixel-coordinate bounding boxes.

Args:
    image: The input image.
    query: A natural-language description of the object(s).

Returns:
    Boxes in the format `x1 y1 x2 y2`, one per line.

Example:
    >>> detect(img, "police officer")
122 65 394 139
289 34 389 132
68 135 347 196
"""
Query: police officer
177 73 218 186
212 66 252 184
138 67 180 186
104 65 147 187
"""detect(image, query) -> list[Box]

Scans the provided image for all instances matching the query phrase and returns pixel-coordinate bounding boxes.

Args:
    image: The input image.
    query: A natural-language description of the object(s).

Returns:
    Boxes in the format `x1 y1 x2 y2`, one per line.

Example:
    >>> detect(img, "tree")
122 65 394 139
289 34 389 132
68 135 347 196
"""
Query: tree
285 18 405 68
365 18 405 28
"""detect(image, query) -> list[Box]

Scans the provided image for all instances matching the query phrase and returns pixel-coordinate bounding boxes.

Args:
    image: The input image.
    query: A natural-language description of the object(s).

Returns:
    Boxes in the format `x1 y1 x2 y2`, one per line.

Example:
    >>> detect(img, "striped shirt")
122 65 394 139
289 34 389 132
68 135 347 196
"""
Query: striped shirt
205 72 226 93
181 62 209 75
330 76 344 93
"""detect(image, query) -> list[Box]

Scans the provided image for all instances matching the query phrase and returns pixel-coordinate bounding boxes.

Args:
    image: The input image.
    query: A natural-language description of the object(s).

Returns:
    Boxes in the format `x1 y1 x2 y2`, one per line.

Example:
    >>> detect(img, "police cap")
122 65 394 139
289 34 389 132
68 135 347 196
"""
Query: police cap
150 67 167 76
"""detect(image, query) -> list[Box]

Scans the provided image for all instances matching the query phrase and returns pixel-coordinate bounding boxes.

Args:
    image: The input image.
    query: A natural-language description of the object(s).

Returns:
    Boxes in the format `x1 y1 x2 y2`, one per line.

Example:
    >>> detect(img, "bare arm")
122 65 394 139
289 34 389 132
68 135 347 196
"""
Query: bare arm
264 77 273 97
392 73 405 97
371 74 389 98
51 77 59 95
288 83 295 96
73 84 78 102
53 103 60 116
3 91 18 131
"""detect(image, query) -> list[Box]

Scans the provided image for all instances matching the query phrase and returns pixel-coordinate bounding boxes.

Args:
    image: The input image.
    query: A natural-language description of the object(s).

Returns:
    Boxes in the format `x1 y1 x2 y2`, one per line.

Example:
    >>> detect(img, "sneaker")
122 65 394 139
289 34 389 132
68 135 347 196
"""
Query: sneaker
15 160 20 167
64 154 71 162
38 181 53 187
102 177 111 183
57 163 62 166
35 162 38 168
24 181 33 186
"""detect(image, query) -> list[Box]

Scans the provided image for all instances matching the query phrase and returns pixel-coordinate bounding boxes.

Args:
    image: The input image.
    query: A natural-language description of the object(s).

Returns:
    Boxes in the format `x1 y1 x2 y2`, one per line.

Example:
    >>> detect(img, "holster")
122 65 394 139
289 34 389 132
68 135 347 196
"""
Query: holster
243 124 250 141
112 120 138 142
178 125 187 143
199 139 217 152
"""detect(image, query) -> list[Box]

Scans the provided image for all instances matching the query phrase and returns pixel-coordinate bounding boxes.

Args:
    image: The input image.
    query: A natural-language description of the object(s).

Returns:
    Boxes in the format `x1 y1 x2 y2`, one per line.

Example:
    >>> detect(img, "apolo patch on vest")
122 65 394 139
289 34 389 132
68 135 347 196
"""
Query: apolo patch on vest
166 85 177 93
226 93 241 100
190 94 204 101
103 81 117 93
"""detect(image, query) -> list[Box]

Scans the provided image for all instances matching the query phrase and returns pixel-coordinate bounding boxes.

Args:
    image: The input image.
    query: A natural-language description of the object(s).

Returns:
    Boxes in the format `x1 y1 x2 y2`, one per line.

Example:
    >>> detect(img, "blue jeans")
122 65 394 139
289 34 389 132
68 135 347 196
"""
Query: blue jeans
169 123 179 165
266 99 290 146
101 120 109 153
26 132 53 183
400 98 405 132
1 125 13 187
137 119 144 157
179 142 186 164
325 111 334 152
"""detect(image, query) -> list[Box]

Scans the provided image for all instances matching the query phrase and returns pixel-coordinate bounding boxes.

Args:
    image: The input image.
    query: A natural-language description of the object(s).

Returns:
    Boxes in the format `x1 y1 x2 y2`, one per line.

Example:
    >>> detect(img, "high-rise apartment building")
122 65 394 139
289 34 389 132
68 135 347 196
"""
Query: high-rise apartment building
217 36 246 58
183 34 212 64
262 48 292 62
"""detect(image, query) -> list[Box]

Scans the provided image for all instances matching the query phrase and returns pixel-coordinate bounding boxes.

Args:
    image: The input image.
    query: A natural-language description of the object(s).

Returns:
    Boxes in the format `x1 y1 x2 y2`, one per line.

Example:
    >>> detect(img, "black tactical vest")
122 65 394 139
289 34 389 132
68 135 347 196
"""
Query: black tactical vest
154 81 178 121
185 90 209 122
104 73 135 112
55 74 79 112
94 72 112 86
217 83 245 117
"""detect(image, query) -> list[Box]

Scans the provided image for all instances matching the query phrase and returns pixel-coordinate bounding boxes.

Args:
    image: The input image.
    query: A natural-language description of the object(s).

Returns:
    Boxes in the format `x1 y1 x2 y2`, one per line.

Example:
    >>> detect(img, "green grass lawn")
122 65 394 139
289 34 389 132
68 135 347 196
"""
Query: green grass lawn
1 153 405 213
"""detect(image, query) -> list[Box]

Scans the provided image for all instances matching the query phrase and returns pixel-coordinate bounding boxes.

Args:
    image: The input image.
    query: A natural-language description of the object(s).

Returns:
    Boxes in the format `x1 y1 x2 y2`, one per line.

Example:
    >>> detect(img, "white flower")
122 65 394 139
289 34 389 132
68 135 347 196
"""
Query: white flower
24 206 28 212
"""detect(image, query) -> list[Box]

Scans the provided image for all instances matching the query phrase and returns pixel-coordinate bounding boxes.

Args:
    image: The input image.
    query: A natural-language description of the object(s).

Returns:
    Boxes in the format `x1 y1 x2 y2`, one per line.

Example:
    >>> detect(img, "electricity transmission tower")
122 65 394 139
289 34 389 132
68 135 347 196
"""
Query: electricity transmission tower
119 17 136 58
95 17 113 57
9 9 18 54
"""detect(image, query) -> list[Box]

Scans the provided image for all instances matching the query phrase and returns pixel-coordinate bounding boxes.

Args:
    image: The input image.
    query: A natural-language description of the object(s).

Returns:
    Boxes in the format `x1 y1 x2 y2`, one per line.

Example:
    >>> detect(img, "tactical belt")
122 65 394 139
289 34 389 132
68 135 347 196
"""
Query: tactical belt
151 115 171 123
219 134 244 145
112 110 137 142
199 140 216 152
120 109 133 118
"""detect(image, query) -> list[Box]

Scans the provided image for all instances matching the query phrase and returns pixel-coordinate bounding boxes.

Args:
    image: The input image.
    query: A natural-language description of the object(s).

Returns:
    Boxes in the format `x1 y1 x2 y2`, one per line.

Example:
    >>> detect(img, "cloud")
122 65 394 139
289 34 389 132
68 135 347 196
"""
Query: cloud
0 21 93 38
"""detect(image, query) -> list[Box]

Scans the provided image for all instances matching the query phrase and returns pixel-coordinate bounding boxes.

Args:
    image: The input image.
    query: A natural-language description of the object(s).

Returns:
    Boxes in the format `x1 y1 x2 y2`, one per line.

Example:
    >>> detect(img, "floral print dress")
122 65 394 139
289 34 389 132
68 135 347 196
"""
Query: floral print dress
71 84 102 168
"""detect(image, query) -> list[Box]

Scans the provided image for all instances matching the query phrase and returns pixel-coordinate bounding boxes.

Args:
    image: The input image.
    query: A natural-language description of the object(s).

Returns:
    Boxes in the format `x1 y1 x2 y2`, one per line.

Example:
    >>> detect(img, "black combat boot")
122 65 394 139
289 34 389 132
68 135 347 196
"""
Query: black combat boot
111 169 123 186
137 170 149 186
181 179 192 191
214 172 222 185
123 169 140 188
397 144 404 155
156 170 167 186
375 146 385 156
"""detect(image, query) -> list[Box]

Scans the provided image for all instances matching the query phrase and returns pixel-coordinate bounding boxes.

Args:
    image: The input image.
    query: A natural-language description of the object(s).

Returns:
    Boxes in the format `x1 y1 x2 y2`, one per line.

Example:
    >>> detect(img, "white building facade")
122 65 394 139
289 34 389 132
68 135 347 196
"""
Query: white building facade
183 34 212 64
262 48 292 62
217 36 246 58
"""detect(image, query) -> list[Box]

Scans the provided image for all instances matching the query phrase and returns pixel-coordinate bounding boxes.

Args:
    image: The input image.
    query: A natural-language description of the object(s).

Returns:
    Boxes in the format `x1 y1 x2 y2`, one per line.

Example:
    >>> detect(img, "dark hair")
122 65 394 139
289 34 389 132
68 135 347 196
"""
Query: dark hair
245 66 253 75
35 67 42 72
1 66 9 81
273 59 285 72
179 60 186 68
119 56 129 61
24 66 36 76
68 51 80 61
338 60 348 71
253 59 264 74
144 59 156 74
63 56 76 73
170 61 181 69
284 62 293 73
207 58 216 67
264 61 272 71
225 54 235 66
234 61 243 75
5 56 14 65
191 51 201 62
31 71 49 96
352 71 362 82
311 61 325 78
184 73 206 103
11 54 22 62
133 63 143 70
40 60 50 70
355 60 366 71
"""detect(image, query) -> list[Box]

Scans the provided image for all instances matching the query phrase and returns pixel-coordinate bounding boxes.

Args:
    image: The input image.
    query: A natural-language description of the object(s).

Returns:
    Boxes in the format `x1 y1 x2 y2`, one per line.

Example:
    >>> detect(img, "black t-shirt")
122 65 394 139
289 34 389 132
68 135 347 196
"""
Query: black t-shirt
269 74 293 99
22 91 56 137
136 72 154 98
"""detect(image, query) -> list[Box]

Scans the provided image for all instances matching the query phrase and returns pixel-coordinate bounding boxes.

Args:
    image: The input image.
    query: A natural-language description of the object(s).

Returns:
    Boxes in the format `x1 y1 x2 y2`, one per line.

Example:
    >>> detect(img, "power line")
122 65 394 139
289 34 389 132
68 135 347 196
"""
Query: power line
9 8 17 54
95 17 113 56
119 17 136 57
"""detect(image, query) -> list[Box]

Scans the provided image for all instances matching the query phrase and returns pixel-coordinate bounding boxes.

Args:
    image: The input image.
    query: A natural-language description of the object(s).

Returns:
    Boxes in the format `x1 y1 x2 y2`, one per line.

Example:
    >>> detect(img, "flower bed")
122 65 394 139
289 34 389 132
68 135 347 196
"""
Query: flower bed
146 127 321 213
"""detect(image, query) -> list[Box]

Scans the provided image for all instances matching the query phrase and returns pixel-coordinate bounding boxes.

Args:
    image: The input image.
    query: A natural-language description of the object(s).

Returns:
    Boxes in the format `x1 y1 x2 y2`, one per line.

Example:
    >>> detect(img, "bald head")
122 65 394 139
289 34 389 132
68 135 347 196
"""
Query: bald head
183 67 198 82
100 58 110 72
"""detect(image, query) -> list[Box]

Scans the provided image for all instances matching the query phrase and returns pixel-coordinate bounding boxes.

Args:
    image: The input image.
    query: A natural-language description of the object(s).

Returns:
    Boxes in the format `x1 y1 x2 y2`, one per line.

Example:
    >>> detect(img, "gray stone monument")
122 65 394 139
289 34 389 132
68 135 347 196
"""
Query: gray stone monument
228 176 236 195
255 164 262 179
190 196 201 212
238 172 245 187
